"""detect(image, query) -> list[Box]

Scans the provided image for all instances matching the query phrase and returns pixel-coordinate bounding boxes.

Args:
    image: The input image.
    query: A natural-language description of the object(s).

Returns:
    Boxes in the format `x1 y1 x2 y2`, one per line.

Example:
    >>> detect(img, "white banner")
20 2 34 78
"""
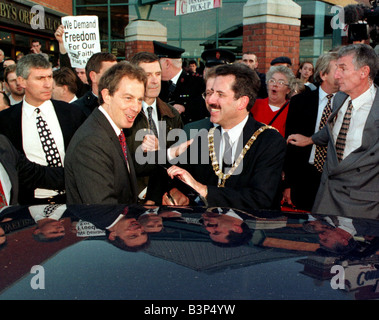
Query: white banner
61 15 101 68
175 0 221 16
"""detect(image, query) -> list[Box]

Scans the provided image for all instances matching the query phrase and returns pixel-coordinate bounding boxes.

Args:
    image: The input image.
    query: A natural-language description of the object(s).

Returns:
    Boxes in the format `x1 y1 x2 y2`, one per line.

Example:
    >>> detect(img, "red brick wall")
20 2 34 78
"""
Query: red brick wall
125 40 155 61
243 22 300 74
35 0 72 16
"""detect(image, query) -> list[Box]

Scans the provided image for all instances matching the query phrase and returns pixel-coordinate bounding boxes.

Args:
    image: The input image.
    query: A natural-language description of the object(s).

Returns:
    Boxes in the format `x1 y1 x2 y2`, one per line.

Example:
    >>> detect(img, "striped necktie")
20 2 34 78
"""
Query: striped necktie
118 131 128 162
335 100 353 162
147 106 159 138
313 93 333 172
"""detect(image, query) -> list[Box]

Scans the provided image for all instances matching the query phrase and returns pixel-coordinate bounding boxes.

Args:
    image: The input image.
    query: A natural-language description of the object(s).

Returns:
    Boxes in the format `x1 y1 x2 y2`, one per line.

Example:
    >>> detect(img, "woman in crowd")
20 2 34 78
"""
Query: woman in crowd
296 61 316 90
251 65 294 137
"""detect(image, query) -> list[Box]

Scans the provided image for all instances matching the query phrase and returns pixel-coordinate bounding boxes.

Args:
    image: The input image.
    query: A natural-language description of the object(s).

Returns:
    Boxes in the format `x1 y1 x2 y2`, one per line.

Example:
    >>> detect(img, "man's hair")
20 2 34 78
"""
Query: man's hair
338 43 379 80
85 52 117 87
4 64 17 83
130 51 159 65
314 52 338 84
98 61 147 105
53 67 78 95
16 53 51 79
214 63 261 111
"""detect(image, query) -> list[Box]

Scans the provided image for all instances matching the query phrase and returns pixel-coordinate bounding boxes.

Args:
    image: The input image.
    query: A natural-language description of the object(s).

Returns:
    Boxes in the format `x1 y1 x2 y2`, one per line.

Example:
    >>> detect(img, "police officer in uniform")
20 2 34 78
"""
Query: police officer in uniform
154 41 208 125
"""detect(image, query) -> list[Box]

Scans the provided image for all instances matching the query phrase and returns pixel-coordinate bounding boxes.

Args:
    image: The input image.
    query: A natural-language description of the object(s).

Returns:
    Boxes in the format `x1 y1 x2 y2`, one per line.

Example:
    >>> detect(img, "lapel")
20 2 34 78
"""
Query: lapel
93 109 138 198
8 102 23 151
52 100 70 150
0 149 18 205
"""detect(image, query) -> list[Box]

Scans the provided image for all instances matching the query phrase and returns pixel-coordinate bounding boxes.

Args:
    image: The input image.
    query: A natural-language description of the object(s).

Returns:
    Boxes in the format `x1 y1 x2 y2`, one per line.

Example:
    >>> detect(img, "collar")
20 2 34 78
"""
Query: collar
170 70 182 85
142 100 157 114
350 83 377 111
99 105 122 136
221 115 249 145
23 98 54 118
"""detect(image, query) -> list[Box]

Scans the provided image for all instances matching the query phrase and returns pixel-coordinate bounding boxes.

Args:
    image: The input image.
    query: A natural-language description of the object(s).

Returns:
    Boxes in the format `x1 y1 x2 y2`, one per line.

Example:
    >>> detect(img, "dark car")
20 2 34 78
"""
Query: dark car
1 204 379 303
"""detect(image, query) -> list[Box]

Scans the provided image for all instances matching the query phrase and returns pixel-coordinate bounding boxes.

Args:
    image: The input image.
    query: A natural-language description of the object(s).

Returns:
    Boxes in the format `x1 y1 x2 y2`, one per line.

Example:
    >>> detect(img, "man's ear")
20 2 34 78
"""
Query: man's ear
101 88 110 105
237 96 249 111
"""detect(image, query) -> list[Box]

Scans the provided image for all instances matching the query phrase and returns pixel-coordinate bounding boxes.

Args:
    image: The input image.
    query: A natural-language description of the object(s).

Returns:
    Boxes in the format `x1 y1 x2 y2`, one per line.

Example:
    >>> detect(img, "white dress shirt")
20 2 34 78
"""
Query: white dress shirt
332 84 376 160
142 100 160 136
22 99 65 198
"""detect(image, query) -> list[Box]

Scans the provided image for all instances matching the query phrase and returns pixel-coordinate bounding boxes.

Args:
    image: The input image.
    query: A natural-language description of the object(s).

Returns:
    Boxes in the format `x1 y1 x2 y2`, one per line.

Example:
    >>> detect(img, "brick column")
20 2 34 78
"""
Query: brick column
124 20 167 61
243 0 301 74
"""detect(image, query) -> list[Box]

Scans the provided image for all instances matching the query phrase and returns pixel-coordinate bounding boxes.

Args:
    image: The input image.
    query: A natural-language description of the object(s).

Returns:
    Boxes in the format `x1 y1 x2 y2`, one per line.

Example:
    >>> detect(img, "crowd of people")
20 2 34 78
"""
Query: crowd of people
1 24 379 240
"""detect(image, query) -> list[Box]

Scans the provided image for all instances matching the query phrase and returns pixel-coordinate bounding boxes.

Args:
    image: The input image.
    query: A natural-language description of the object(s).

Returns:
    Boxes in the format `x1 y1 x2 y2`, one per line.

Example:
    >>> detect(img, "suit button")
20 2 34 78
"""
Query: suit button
356 168 360 172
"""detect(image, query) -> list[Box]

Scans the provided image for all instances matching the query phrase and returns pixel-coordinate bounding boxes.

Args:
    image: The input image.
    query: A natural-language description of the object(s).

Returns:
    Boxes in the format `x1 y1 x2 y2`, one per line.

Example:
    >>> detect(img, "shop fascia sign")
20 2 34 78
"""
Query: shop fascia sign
175 0 222 16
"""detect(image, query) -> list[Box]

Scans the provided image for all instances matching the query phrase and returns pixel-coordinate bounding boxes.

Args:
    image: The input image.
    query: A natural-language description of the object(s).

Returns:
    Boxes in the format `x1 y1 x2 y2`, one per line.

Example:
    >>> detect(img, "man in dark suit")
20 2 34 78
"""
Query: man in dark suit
0 135 64 207
241 52 268 99
148 63 286 212
288 44 379 216
283 51 339 211
153 41 208 124
65 62 147 205
0 54 86 205
126 52 183 200
70 52 117 117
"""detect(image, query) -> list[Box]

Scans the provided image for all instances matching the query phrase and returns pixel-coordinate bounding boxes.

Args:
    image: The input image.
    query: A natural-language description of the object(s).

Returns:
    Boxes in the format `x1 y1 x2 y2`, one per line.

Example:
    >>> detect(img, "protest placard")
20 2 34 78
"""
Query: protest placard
61 15 101 68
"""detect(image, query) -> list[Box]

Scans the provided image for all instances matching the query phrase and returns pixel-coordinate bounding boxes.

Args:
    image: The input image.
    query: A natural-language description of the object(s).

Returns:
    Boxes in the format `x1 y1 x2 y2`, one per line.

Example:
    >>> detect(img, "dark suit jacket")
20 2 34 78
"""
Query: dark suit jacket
64 108 138 205
0 135 64 205
70 90 99 117
148 114 286 211
159 70 208 124
312 86 379 216
0 100 86 204
284 88 322 211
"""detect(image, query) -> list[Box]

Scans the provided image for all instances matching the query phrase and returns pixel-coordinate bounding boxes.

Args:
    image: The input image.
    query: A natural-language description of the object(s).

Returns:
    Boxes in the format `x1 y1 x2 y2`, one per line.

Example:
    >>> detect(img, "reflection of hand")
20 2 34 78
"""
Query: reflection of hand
142 134 159 152
173 104 185 114
282 188 293 206
162 188 189 205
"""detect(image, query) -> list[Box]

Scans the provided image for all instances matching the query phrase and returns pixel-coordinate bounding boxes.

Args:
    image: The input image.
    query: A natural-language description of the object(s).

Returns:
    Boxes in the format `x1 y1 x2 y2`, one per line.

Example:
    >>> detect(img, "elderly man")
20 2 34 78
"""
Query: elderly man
288 44 379 216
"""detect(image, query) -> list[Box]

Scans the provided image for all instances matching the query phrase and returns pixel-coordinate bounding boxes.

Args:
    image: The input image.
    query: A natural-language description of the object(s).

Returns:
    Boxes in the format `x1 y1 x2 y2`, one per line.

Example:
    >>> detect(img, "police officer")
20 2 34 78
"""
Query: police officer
154 41 207 125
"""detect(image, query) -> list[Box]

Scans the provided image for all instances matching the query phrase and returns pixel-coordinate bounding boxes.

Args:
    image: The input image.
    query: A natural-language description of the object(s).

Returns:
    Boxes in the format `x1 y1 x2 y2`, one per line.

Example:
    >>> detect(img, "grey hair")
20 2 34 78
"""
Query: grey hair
16 53 51 79
338 43 379 81
314 52 338 84
266 65 295 85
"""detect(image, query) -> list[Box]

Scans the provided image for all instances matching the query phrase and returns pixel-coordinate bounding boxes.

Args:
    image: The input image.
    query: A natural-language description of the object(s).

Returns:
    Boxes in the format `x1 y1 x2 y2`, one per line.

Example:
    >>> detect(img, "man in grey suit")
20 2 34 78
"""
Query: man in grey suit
65 62 147 205
288 44 379 216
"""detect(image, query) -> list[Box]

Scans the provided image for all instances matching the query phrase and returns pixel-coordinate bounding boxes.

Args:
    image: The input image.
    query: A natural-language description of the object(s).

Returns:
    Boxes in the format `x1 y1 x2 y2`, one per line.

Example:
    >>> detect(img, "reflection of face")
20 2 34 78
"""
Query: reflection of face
201 212 242 244
113 218 148 247
318 228 350 250
0 227 6 246
267 72 291 105
102 76 145 130
139 61 161 101
35 220 65 239
19 67 53 106
139 214 163 233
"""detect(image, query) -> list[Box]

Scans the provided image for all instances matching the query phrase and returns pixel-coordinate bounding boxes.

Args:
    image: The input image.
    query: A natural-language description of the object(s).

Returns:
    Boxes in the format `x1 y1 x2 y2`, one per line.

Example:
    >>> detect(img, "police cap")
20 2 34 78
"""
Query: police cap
270 56 292 66
201 48 236 67
153 41 185 59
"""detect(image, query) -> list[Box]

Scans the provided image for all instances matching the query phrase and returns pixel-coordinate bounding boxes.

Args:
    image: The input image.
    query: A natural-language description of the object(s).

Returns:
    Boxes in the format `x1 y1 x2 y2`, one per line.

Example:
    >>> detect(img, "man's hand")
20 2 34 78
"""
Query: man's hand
169 139 193 159
141 134 159 152
172 104 185 114
287 134 313 147
54 25 67 54
167 165 207 198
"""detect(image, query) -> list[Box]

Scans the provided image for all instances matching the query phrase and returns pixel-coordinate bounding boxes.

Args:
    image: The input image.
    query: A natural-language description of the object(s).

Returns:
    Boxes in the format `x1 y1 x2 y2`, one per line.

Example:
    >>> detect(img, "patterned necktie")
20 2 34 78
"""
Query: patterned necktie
44 204 63 217
314 94 334 172
222 132 233 174
335 100 353 162
168 80 176 102
118 131 128 162
0 178 8 208
147 106 159 138
35 108 62 167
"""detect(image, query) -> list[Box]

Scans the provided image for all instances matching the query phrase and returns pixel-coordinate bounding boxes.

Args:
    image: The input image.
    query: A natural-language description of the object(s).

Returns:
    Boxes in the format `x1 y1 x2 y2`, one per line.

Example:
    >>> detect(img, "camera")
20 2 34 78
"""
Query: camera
344 1 379 46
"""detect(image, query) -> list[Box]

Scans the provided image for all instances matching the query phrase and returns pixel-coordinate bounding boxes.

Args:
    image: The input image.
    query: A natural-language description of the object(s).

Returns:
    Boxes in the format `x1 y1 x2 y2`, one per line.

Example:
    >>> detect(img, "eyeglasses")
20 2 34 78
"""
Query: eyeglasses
267 79 289 87
202 91 212 100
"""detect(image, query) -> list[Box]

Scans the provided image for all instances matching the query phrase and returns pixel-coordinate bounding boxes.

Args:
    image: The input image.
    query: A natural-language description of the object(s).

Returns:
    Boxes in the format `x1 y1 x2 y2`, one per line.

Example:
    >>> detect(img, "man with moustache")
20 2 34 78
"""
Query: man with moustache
148 63 286 211
65 62 147 205
0 54 86 204
283 52 339 211
126 52 183 200
288 44 379 216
